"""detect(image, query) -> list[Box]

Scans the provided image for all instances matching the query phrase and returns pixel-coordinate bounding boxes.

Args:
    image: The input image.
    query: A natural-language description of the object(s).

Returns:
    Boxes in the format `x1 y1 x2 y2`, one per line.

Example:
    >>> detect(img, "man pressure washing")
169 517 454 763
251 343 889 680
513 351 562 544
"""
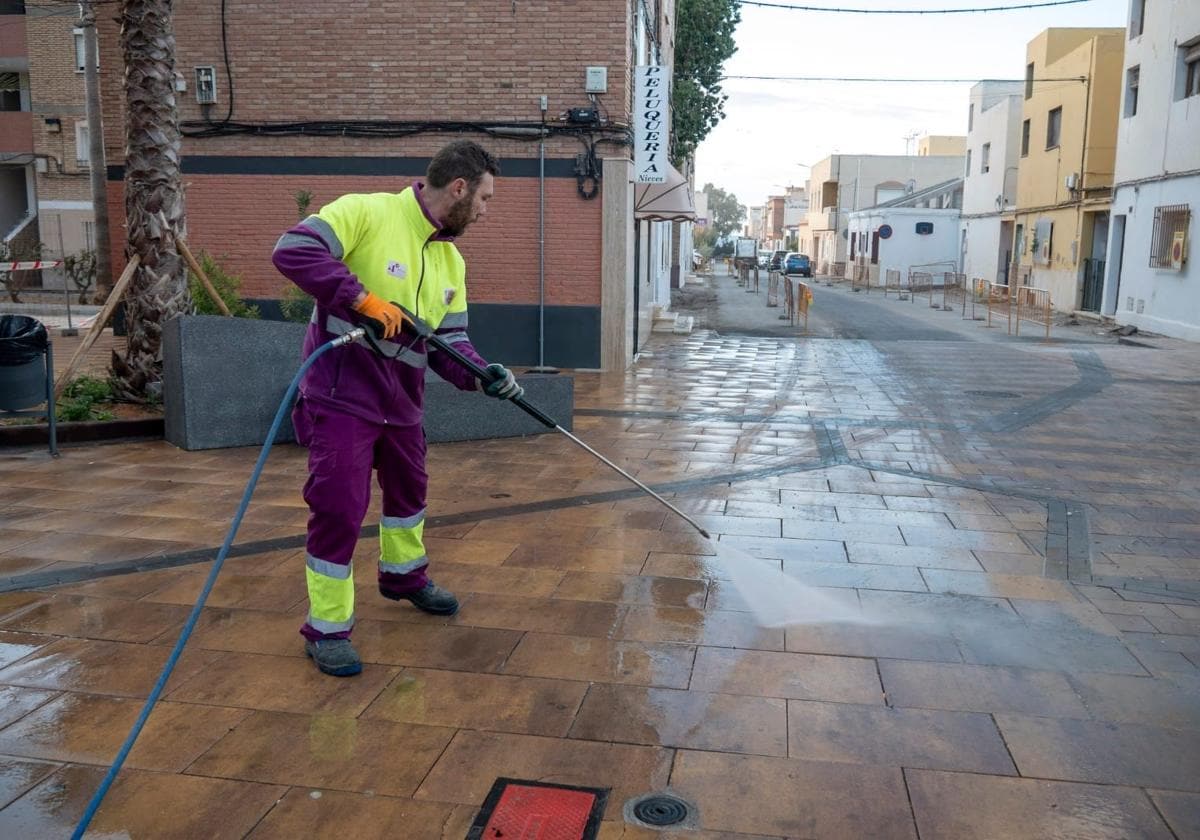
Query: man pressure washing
272 140 523 677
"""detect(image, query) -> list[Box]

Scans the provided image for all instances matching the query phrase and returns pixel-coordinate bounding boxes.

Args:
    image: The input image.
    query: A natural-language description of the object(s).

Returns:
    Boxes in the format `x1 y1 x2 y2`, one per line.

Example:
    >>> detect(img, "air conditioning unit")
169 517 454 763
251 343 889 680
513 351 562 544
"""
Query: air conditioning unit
1064 172 1078 191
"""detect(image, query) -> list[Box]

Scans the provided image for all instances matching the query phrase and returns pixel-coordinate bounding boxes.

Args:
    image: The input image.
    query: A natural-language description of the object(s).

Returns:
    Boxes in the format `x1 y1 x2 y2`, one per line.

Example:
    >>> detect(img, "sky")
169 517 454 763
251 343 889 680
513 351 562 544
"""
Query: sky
693 0 1129 211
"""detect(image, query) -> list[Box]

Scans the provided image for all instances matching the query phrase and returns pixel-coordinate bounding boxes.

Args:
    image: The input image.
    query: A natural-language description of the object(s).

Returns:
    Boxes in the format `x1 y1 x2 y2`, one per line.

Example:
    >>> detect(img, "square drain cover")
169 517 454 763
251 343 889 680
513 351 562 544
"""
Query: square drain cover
467 778 608 840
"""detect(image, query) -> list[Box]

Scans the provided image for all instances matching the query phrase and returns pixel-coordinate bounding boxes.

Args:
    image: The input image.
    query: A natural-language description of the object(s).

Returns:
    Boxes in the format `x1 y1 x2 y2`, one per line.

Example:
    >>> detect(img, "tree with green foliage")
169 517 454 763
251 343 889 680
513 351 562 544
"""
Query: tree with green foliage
671 0 741 167
702 183 746 241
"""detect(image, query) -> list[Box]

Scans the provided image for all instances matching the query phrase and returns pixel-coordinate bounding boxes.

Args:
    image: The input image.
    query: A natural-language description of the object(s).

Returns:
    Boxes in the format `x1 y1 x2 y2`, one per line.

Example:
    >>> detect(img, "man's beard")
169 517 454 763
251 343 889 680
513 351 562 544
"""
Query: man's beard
441 192 475 237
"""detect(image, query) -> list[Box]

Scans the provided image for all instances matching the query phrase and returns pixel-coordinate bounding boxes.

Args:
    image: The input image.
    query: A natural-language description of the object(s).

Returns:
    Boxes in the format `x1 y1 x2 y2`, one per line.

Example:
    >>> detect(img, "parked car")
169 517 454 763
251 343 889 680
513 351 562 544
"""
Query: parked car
768 250 788 271
783 252 812 277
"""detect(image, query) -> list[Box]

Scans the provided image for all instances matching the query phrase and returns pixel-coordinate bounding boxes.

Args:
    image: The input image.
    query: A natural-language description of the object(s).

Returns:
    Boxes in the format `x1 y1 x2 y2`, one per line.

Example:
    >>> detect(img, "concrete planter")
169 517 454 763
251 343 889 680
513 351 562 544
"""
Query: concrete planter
163 315 572 451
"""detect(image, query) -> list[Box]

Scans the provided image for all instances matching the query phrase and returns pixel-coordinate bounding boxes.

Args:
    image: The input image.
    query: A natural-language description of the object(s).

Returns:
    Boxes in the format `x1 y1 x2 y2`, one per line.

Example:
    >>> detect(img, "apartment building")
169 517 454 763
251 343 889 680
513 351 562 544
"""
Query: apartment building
93 1 681 370
0 1 37 275
804 152 965 275
917 135 967 157
27 3 95 290
960 80 1024 285
1011 27 1124 310
0 2 96 296
1102 0 1200 339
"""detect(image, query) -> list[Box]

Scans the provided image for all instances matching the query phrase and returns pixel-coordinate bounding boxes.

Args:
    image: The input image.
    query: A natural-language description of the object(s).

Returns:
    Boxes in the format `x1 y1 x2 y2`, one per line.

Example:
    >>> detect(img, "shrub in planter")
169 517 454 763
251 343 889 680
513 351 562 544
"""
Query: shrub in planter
188 251 260 319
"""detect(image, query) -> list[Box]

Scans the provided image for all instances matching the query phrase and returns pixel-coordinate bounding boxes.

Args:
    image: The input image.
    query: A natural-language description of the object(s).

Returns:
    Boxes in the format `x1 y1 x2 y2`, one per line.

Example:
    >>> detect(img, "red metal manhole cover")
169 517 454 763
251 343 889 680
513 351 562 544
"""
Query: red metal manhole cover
468 778 608 840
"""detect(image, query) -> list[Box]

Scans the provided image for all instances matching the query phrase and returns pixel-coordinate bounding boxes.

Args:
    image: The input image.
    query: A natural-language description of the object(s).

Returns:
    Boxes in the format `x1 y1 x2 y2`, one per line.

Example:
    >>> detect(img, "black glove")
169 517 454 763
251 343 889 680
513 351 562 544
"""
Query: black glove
483 363 523 401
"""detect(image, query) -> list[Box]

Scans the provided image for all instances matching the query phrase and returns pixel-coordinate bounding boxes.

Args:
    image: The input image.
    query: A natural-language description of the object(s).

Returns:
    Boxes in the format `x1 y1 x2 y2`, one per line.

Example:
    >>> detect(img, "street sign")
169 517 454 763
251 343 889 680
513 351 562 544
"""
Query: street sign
878 224 893 240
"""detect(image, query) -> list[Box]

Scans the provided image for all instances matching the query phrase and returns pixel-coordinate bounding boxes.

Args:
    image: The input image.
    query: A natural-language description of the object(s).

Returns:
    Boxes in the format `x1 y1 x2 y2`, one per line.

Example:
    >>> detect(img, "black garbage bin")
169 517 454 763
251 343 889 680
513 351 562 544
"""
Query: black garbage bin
0 314 57 455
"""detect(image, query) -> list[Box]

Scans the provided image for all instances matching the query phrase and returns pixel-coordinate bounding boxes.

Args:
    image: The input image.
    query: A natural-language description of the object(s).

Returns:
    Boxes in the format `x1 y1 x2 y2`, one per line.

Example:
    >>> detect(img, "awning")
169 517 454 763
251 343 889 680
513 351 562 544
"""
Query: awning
634 164 696 222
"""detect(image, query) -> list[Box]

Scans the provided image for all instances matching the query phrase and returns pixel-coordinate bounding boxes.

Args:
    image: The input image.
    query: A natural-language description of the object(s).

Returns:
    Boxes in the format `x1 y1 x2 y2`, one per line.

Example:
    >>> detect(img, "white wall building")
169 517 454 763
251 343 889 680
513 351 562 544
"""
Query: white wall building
846 179 964 286
804 153 966 276
960 80 1024 285
1103 0 1200 340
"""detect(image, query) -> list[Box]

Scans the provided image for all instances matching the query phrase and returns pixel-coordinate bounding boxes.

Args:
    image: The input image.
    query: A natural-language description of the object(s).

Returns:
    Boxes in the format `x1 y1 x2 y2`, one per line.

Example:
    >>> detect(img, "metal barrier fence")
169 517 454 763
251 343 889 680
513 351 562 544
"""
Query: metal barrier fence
982 281 1053 338
829 262 846 282
883 268 907 298
935 272 965 311
962 277 988 320
766 271 780 307
850 262 871 294
782 276 811 333
908 271 934 306
986 282 1013 332
1013 284 1052 338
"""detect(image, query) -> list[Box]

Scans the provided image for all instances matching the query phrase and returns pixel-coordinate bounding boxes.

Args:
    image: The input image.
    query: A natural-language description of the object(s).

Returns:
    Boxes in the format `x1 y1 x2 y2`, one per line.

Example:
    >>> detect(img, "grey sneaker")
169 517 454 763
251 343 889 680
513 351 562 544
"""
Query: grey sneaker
382 582 460 615
304 638 362 677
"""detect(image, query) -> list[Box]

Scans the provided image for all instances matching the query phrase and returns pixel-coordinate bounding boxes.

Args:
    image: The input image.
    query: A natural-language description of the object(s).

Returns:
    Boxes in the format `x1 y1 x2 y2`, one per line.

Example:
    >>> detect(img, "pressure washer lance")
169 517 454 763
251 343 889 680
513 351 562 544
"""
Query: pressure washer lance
371 307 711 540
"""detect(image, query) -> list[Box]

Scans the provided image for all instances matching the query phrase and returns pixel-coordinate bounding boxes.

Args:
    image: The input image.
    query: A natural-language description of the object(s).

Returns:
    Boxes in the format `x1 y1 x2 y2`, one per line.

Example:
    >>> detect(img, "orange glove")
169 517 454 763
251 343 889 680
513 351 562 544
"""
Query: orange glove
352 292 407 339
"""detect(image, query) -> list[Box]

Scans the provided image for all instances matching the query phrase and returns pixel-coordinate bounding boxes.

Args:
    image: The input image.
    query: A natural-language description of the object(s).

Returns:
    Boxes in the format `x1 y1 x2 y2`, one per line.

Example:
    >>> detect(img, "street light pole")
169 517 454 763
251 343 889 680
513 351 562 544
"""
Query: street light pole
79 1 113 301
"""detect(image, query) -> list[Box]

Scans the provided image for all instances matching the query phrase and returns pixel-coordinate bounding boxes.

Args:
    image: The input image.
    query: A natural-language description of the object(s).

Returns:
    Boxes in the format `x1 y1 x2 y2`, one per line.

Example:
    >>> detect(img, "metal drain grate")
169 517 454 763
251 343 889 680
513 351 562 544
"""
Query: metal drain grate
630 793 692 827
964 390 1022 399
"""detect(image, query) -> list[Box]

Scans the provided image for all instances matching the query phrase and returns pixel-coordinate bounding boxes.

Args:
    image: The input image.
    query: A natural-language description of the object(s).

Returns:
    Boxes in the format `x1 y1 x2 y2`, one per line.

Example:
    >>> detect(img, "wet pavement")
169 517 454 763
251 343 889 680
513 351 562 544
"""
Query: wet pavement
1 271 1200 838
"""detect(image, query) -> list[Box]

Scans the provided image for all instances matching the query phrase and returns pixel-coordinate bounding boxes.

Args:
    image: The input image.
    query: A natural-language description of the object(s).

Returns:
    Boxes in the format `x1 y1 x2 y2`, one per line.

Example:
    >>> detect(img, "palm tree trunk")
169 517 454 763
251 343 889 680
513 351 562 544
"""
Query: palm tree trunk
111 0 191 401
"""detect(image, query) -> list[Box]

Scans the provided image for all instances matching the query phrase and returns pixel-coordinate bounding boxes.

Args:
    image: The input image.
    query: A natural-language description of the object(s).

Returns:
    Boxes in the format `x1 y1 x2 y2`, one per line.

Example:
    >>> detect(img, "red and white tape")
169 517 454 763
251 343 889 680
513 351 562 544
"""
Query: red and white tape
2 260 64 271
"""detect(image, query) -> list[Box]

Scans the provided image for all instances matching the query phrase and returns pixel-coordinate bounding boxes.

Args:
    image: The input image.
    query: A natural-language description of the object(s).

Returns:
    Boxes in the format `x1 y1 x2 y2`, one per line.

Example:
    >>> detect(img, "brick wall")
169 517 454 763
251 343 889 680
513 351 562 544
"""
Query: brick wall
26 10 92 203
106 173 602 305
94 0 631 309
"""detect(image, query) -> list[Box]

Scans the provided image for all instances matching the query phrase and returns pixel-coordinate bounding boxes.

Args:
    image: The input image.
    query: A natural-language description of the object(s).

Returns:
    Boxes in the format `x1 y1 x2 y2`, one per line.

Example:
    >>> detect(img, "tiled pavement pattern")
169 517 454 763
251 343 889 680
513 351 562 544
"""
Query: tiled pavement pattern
1 276 1199 837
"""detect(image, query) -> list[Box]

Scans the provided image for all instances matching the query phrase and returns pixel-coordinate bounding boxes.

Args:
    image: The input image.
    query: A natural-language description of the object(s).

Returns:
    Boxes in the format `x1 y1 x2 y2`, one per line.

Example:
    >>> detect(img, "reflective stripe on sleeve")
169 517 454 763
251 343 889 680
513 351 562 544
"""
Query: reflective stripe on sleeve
302 216 345 259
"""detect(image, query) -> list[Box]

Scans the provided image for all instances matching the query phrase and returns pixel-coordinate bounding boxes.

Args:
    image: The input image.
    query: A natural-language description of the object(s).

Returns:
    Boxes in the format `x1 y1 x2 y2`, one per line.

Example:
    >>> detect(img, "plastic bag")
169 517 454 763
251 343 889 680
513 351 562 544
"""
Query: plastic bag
0 314 49 366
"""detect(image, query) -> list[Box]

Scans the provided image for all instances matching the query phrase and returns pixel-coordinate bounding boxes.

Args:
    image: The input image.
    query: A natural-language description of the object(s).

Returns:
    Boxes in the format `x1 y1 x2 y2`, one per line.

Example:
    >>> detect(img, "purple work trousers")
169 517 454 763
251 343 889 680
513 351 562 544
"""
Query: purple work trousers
293 397 429 641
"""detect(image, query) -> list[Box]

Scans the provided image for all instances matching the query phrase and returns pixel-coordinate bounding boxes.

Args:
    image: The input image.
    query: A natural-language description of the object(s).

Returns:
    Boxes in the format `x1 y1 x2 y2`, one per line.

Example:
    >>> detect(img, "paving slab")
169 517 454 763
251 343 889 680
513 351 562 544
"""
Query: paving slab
3 276 1200 836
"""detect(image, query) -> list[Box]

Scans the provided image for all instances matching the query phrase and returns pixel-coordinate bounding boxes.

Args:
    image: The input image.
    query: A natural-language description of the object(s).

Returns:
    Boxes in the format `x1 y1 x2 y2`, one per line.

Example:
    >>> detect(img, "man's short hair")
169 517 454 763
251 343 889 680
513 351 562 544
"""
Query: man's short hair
427 140 501 189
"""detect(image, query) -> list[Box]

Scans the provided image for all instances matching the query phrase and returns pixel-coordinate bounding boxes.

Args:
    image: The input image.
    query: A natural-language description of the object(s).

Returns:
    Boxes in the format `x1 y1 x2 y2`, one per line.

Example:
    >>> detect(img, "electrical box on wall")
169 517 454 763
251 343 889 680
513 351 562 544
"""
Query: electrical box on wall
585 66 607 93
195 66 217 104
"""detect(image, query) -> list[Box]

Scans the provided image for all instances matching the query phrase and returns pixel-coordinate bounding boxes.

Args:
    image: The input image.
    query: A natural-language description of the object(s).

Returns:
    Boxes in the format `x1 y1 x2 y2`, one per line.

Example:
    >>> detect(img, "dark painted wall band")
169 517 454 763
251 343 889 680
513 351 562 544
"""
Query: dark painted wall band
107 156 579 180
244 300 602 370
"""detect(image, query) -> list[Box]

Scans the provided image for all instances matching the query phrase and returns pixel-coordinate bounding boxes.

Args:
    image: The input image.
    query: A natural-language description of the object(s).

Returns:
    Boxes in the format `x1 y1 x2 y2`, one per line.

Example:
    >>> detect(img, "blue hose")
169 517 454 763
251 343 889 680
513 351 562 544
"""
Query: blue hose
71 331 361 839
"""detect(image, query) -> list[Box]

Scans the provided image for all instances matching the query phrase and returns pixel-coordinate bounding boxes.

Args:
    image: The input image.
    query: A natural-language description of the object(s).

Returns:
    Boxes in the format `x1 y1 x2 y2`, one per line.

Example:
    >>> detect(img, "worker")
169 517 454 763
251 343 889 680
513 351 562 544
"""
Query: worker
271 140 523 677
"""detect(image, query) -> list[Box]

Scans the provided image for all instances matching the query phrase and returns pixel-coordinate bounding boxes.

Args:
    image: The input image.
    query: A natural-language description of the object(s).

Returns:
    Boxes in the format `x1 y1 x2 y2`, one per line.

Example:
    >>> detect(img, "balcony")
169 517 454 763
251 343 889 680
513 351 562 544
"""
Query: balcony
806 209 838 231
0 10 27 66
0 110 32 155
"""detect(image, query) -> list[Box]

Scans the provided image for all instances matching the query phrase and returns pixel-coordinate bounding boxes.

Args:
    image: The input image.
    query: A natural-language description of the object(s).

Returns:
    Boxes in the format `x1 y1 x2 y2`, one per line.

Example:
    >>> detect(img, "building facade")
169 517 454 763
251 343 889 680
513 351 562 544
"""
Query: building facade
0 1 37 279
27 2 95 292
847 179 963 286
94 1 680 370
960 80 1024 286
917 135 967 157
1012 27 1124 311
1102 0 1200 340
804 153 965 276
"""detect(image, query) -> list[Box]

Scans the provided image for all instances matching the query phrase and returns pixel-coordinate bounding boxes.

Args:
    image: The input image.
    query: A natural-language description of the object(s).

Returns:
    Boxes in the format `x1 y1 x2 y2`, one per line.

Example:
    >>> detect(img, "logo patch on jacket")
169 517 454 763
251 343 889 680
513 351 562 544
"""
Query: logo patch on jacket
386 261 407 279
443 288 457 305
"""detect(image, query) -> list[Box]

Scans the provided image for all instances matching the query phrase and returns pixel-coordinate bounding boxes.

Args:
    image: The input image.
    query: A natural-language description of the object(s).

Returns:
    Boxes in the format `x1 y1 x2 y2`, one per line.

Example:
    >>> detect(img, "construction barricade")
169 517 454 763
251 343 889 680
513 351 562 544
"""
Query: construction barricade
781 277 811 333
1013 284 1052 338
986 282 1013 332
962 278 988 320
850 262 870 294
908 271 934 306
766 271 781 308
936 272 965 311
883 269 907 298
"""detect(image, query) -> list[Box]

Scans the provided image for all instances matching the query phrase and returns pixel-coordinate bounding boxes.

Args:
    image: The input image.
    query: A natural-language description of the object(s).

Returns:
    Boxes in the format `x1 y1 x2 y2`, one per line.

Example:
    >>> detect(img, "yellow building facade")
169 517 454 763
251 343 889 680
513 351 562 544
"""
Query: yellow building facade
917 135 967 157
1012 28 1124 311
